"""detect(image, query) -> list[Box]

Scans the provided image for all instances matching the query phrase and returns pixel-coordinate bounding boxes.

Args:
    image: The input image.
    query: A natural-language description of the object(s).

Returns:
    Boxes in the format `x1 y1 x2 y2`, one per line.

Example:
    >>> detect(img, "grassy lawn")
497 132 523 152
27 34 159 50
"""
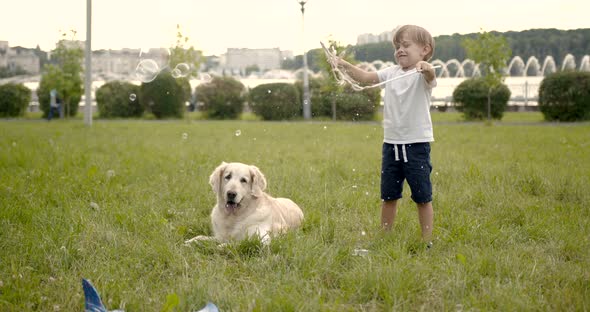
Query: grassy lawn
1 118 589 311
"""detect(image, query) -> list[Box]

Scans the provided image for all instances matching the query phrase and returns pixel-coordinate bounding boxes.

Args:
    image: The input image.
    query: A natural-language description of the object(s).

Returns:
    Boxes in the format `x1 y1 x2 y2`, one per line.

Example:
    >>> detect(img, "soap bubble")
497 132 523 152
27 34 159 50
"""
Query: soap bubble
200 73 212 82
171 68 182 78
129 93 137 101
135 59 160 83
174 63 191 78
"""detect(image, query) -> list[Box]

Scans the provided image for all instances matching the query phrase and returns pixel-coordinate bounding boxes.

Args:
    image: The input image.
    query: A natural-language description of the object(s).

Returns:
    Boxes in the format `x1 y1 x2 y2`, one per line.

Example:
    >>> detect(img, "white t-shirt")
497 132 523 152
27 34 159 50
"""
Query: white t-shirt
377 65 436 144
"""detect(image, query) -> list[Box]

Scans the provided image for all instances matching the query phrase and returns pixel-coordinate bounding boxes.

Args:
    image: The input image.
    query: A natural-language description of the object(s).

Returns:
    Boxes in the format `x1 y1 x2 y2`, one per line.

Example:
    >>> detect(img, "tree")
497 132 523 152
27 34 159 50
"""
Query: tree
317 40 353 120
462 30 511 121
38 31 84 118
313 41 380 121
168 24 202 79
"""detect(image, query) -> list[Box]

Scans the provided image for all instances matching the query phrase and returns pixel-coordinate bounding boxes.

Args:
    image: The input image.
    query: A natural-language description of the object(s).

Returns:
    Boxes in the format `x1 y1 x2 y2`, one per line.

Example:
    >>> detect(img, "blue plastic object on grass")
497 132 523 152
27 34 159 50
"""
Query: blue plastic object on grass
82 278 109 312
197 302 220 312
83 278 219 312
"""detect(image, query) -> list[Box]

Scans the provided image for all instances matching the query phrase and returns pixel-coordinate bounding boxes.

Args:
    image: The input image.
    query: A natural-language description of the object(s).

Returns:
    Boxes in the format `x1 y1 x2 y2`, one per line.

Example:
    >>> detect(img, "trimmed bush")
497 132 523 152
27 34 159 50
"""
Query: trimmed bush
196 76 245 119
538 71 590 121
139 71 190 119
250 83 300 120
0 83 31 117
96 81 143 118
311 79 380 121
453 78 511 120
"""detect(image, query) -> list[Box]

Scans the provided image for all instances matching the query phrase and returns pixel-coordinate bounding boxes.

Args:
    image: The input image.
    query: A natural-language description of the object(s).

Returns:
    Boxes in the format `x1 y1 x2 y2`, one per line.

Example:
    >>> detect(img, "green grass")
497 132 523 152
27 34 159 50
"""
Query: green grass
1 118 589 311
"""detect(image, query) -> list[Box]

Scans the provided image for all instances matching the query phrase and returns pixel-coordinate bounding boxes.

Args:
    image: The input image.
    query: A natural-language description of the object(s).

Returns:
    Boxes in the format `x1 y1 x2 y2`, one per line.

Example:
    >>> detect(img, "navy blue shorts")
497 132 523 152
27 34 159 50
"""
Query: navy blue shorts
381 142 433 203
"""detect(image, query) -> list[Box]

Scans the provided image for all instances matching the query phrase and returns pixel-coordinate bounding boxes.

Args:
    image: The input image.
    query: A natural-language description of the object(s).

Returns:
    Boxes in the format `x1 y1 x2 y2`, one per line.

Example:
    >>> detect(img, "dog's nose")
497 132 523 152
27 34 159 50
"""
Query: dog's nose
227 191 237 201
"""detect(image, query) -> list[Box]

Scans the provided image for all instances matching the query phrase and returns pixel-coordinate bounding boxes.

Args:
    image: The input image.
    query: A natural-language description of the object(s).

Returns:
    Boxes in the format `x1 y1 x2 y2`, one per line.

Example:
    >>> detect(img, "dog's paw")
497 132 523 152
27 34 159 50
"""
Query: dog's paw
184 235 211 245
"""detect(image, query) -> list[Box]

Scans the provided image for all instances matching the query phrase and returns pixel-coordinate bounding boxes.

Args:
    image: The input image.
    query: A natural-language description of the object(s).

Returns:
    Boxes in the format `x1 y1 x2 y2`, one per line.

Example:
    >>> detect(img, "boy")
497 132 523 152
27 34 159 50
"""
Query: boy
335 25 436 247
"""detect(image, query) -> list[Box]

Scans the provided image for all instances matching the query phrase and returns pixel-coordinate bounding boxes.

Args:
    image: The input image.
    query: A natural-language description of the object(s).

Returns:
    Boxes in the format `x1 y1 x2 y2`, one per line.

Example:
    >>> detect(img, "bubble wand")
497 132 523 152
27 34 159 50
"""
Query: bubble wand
320 41 440 91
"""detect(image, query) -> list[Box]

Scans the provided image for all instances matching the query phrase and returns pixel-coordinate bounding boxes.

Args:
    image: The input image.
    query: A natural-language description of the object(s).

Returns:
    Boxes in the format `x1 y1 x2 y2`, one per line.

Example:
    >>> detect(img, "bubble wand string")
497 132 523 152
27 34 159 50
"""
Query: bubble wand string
320 41 441 91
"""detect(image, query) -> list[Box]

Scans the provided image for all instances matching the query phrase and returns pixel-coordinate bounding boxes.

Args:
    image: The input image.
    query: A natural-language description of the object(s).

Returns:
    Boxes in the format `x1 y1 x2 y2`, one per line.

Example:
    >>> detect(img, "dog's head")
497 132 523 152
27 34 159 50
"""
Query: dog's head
209 162 267 214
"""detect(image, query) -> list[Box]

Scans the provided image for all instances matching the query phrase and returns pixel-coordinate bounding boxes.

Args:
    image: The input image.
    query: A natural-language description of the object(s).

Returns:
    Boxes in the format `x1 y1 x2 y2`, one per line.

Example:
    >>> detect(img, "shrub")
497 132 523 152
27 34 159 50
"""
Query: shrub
249 83 300 120
139 71 190 119
453 78 511 120
196 76 245 119
95 81 143 118
312 78 380 121
538 71 590 121
0 83 31 117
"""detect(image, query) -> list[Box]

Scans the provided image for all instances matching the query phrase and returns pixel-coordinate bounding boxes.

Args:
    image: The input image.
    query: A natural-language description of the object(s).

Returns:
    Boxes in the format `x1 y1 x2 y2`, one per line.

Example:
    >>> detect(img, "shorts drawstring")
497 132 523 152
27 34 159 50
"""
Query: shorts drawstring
402 144 408 163
393 144 408 163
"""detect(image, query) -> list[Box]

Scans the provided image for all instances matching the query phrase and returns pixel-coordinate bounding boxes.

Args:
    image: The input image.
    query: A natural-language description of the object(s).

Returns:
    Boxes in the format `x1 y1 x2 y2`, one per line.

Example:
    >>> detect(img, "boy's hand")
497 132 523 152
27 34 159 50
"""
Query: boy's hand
416 61 435 83
416 61 433 73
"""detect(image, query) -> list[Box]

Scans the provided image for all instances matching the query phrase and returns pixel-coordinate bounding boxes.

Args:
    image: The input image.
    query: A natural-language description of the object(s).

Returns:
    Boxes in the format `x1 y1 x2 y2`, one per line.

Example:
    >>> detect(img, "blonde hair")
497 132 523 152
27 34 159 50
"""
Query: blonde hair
392 25 435 61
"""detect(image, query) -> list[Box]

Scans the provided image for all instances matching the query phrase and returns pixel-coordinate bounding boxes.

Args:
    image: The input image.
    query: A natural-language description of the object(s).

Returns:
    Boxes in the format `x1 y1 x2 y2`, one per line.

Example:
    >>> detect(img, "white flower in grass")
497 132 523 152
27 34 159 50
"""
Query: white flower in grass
90 202 100 211
235 130 241 136
106 170 116 178
182 132 188 140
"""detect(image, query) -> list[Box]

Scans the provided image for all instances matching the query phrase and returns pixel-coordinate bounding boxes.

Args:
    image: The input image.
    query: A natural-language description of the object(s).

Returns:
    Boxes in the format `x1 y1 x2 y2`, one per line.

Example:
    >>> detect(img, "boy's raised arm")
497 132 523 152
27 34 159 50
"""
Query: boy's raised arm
335 58 380 86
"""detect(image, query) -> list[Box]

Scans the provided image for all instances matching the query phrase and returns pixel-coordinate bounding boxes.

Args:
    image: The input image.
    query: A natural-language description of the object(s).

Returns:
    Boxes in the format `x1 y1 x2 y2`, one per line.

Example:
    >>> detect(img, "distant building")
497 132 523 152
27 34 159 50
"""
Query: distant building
0 41 40 74
0 39 293 79
223 48 293 73
356 28 398 45
91 48 168 79
0 41 8 68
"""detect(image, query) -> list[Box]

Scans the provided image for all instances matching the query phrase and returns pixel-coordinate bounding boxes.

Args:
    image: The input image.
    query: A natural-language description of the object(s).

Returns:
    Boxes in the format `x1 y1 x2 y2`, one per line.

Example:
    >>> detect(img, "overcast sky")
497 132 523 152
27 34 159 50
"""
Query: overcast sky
1 0 589 55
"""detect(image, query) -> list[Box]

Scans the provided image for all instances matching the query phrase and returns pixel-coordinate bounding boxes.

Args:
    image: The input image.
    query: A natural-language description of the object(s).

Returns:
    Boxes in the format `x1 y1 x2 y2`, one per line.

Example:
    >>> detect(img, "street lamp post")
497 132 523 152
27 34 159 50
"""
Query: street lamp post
298 0 311 120
84 0 93 126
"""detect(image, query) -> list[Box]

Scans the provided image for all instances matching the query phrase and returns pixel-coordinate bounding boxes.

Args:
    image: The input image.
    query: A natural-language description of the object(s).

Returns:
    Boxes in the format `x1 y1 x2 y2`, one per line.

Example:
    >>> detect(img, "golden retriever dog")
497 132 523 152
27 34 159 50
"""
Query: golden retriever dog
185 162 304 245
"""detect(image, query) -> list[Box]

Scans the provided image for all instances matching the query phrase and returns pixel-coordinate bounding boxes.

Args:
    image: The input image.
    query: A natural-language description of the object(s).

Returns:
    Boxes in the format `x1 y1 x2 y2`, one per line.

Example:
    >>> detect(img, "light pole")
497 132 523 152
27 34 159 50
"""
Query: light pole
84 0 92 126
297 0 311 120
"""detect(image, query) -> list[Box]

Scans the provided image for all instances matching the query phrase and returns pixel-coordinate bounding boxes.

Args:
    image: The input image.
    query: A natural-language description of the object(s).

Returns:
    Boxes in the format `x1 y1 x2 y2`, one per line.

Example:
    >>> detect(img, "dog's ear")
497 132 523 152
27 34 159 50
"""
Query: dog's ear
209 162 228 194
249 165 267 197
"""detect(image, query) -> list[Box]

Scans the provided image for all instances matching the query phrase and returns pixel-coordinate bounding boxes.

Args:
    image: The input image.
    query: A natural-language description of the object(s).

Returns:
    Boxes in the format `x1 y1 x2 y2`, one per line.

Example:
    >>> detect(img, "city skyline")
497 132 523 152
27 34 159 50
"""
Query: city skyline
1 0 589 56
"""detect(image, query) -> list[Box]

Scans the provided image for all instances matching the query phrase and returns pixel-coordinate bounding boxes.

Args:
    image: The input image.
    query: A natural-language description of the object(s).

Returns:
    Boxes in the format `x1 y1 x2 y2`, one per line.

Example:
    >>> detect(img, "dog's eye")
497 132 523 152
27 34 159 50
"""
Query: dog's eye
240 178 248 183
224 174 231 180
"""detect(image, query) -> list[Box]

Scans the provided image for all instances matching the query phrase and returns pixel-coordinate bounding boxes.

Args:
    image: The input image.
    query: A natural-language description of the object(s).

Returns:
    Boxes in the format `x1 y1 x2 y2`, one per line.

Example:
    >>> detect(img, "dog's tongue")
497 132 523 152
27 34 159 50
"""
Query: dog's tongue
225 202 238 212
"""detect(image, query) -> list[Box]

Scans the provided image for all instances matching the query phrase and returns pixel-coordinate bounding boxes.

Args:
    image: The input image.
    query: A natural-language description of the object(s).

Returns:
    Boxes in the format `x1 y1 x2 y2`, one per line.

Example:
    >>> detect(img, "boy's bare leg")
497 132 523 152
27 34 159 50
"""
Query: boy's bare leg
417 201 433 242
381 199 399 231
